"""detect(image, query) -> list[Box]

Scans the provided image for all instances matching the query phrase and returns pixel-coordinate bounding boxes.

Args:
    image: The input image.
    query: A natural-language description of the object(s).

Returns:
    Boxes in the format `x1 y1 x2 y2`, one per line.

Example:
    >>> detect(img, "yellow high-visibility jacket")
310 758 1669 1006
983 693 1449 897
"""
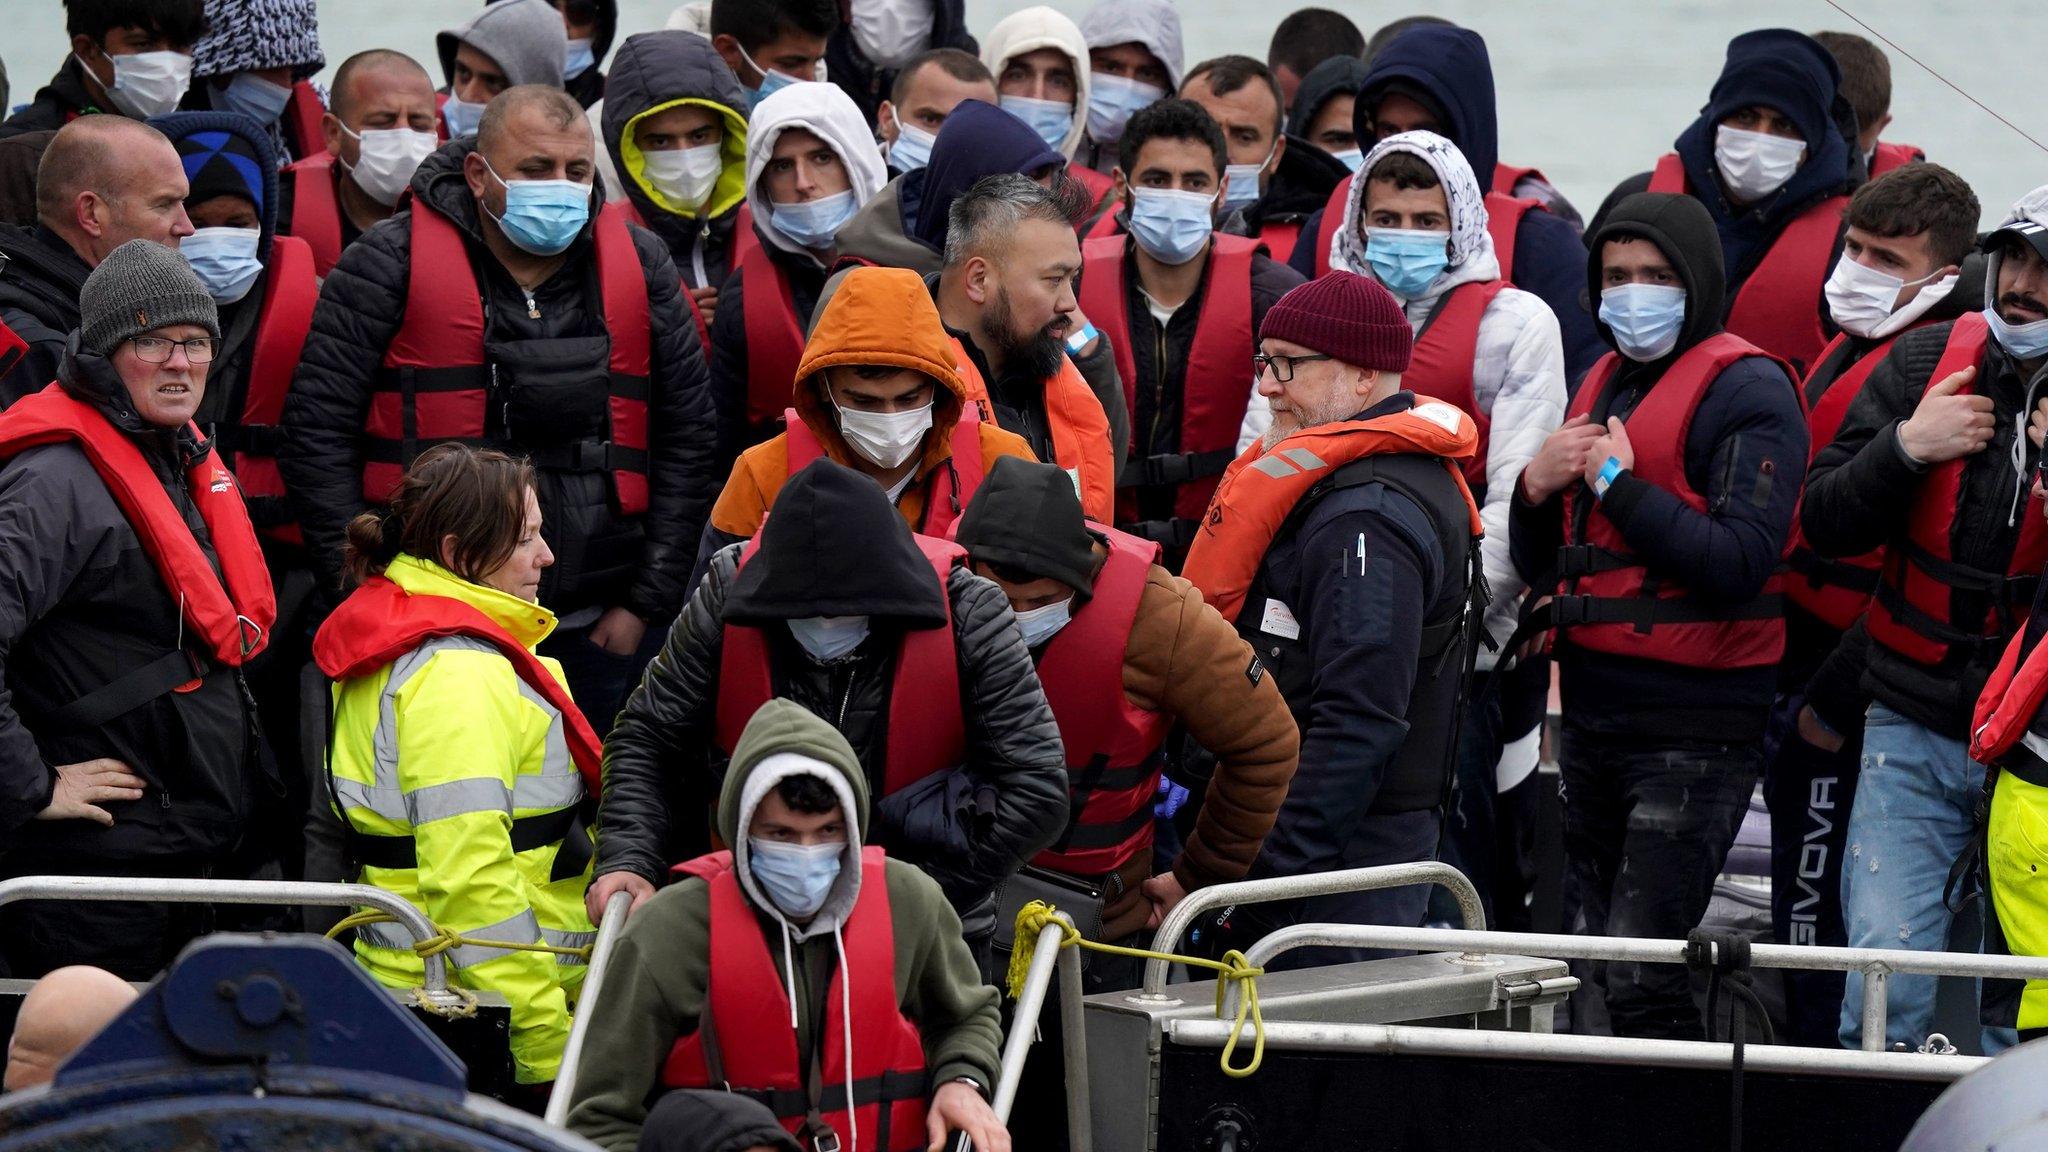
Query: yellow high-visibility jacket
327 555 595 1084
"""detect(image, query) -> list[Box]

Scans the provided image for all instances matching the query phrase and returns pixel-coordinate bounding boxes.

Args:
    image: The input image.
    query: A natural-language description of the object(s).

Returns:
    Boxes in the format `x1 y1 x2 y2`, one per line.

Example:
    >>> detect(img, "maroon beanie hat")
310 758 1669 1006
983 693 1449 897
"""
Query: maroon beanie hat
1258 271 1413 372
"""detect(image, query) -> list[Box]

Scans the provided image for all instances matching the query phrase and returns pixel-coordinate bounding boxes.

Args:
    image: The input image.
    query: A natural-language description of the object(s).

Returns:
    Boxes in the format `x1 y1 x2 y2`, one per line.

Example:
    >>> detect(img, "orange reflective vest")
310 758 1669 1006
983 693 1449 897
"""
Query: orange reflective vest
950 337 1117 525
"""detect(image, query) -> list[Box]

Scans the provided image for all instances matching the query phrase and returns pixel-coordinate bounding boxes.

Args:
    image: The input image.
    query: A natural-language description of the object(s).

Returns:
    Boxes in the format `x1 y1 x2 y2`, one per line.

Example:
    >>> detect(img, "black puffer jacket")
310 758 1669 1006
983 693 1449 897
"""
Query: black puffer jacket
280 138 718 621
1801 320 2044 737
0 338 271 865
0 224 92 405
597 461 1068 925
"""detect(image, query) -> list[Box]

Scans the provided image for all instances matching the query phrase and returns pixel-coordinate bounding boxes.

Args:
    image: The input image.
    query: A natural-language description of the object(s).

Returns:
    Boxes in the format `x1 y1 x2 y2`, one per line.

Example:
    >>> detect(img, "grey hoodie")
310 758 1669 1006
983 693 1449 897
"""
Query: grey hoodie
438 0 568 91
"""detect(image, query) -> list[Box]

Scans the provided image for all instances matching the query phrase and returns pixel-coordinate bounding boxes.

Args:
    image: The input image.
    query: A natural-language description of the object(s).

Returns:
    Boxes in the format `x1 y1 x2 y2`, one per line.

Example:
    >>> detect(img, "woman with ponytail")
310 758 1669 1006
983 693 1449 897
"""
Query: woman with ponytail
313 443 600 1088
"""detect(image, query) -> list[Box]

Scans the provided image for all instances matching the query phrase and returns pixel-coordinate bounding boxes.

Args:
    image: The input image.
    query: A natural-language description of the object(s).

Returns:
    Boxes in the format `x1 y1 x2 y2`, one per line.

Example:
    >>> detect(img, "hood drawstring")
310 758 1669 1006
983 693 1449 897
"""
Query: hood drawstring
835 923 858 1152
2013 371 2047 529
780 922 800 1031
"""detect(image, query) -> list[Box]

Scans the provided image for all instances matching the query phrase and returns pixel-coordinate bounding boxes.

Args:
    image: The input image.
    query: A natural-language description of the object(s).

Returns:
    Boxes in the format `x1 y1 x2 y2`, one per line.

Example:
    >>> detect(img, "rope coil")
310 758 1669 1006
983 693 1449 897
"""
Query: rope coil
1008 900 1267 1078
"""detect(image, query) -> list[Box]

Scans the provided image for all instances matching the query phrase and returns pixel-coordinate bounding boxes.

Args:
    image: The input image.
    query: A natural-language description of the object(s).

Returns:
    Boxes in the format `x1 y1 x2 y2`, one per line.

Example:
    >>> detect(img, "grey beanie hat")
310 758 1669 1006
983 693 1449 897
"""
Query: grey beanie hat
79 241 222 357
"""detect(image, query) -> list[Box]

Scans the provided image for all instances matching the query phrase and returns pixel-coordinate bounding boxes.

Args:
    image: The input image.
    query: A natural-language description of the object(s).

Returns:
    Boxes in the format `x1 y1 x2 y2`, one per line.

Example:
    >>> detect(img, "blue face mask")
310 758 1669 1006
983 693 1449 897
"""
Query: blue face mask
1986 304 2048 361
1599 283 1688 362
748 837 843 920
1013 597 1074 648
770 190 858 251
564 38 595 80
1364 227 1451 299
1127 187 1217 267
1331 148 1365 173
1001 94 1074 151
888 122 936 173
1221 142 1277 215
787 613 869 661
442 96 485 139
738 44 806 111
1086 73 1165 144
484 160 591 256
182 226 264 303
215 72 293 126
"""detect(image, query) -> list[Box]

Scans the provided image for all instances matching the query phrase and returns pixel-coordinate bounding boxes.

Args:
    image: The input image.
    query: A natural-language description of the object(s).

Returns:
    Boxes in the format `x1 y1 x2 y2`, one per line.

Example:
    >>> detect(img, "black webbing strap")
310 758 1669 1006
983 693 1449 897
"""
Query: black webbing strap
1872 576 1995 648
1552 544 1638 580
1785 548 1880 595
348 803 589 875
43 648 205 732
526 438 648 473
1120 517 1200 553
1546 591 1785 629
1119 448 1233 490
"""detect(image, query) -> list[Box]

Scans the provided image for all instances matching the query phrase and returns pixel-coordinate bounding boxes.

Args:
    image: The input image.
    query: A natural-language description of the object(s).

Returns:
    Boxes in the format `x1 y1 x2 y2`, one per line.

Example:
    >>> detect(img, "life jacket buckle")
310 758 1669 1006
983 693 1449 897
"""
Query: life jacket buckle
236 615 265 657
811 1132 842 1152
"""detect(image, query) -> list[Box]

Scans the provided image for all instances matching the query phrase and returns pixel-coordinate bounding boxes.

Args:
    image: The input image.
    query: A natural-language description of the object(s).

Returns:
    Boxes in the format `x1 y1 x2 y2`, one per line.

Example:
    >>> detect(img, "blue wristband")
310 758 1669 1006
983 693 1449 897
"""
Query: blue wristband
1065 320 1098 355
1592 456 1623 500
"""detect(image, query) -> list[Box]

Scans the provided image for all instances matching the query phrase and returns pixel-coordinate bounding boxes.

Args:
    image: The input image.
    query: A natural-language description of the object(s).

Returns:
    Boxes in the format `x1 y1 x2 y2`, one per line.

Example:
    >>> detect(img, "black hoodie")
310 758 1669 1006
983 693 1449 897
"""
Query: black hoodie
0 224 92 405
822 0 979 127
1510 192 1808 742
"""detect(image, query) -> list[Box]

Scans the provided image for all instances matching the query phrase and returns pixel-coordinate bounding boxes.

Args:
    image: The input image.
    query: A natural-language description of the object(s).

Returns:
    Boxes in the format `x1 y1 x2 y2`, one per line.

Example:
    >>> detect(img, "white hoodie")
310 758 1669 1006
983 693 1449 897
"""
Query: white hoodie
1238 130 1567 668
745 81 891 263
980 6 1092 158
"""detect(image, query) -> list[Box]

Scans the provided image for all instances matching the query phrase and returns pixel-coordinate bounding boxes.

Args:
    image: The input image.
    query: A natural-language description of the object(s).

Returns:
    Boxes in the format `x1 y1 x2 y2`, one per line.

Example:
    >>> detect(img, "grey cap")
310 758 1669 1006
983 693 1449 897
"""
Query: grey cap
79 240 221 357
439 0 568 92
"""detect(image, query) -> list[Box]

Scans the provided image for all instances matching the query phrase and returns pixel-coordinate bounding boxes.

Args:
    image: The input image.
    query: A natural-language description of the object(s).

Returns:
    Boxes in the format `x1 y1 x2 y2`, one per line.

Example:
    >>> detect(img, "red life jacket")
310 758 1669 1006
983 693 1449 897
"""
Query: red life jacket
1083 209 1122 241
1864 313 2048 666
311 574 604 795
1870 142 1926 178
1076 233 1256 523
1310 174 1537 282
742 240 806 431
365 200 652 514
1972 624 2048 764
1182 399 1482 624
1554 334 1797 667
1646 154 1848 375
1256 219 1302 266
1493 163 1542 196
1783 332 1899 630
1404 280 1505 489
0 385 275 666
783 405 984 538
714 532 966 797
0 318 28 383
662 849 928 1151
282 151 346 276
227 235 318 545
1067 165 1117 234
283 81 327 161
597 199 713 354
433 92 450 142
1032 525 1173 876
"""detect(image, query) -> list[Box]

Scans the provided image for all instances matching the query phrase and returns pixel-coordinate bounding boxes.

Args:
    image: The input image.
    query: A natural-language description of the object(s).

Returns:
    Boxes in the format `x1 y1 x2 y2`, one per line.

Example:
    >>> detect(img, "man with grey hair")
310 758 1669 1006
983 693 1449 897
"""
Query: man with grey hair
284 84 718 736
934 173 1124 525
0 116 195 404
0 239 280 979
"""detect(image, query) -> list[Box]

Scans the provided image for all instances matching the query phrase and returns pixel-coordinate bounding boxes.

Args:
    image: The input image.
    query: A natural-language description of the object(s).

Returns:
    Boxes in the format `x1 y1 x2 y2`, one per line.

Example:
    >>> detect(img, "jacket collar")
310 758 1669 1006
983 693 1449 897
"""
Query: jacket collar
383 554 557 649
55 335 201 467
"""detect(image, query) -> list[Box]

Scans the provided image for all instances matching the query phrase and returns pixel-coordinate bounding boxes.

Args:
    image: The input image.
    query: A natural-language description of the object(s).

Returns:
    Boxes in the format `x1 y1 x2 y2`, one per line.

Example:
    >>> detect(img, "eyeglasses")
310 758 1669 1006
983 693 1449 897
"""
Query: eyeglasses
1253 352 1333 383
130 336 217 365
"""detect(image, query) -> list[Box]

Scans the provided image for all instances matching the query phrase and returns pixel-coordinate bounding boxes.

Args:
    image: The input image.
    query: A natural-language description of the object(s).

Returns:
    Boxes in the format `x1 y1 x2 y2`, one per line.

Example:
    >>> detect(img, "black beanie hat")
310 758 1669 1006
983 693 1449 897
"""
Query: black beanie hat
954 456 1100 597
724 458 950 626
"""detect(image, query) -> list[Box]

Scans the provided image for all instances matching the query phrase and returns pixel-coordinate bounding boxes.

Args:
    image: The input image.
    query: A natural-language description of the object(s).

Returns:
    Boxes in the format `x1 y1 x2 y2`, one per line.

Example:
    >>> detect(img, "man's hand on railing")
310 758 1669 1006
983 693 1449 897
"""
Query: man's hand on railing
1141 872 1189 931
927 1080 1008 1152
585 870 655 924
38 758 146 826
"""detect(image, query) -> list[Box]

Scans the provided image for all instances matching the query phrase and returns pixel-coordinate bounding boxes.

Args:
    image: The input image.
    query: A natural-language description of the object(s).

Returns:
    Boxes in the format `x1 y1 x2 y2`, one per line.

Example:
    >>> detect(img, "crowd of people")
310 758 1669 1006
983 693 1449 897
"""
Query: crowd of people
3 0 2048 1149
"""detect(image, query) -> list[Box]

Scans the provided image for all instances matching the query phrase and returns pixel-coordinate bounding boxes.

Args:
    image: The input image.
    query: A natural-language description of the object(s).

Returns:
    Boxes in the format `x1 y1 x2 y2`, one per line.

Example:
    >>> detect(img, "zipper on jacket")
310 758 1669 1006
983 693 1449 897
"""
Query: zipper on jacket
690 230 709 289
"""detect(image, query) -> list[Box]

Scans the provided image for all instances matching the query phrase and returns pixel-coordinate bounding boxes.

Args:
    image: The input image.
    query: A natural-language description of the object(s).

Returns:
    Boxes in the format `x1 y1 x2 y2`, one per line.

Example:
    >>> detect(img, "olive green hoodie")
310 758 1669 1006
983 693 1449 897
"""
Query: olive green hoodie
566 700 1003 1151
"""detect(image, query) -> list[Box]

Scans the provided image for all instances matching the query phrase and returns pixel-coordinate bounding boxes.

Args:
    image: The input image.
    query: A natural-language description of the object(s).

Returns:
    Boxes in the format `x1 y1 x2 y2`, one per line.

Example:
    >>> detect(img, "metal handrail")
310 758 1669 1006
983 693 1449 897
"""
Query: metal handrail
990 911 1092 1151
0 875 461 1009
1239 922 2048 1051
1138 861 1486 998
545 891 633 1126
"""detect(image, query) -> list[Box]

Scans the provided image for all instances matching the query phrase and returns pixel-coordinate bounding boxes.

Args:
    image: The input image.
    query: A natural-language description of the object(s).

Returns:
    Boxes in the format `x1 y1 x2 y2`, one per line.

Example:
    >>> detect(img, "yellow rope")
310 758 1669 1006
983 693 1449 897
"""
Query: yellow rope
327 910 596 961
1006 900 1266 1078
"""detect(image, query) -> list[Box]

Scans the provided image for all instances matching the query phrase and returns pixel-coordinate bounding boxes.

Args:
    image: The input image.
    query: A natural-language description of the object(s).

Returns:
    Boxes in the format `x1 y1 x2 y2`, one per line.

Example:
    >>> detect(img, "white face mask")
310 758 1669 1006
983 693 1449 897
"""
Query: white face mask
641 143 724 211
1714 124 1805 203
787 615 870 662
90 49 192 119
1823 255 1956 340
341 125 438 207
1013 597 1073 647
849 0 935 71
835 399 932 470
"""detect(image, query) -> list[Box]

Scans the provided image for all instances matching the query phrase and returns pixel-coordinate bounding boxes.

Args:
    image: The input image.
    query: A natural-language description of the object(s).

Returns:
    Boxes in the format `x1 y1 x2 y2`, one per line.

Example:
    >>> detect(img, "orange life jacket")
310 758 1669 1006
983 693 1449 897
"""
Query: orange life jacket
662 849 928 1151
0 385 275 667
281 151 346 276
1075 233 1257 526
783 405 985 539
364 200 652 515
1555 334 1797 667
1870 141 1926 178
1864 313 2048 666
1783 331 1902 630
1310 173 1538 282
949 337 1117 525
1646 153 1848 375
225 235 318 545
714 532 966 797
1032 525 1173 877
1404 280 1505 490
1182 398 1481 625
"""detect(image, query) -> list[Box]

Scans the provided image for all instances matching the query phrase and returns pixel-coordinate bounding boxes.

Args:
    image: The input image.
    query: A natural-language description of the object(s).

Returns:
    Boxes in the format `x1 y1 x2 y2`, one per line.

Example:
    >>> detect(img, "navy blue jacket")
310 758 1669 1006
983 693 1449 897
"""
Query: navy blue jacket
1289 25 1603 383
1510 191 1808 742
902 100 1063 255
1243 392 1462 882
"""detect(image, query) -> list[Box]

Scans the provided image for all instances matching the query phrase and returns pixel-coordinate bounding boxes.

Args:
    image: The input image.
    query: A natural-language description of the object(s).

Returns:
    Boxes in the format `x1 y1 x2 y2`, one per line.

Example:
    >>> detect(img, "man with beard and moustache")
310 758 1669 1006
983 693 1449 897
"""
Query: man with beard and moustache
279 50 441 278
1768 161 1978 1047
1801 185 2048 1053
1178 271 1483 965
934 173 1121 526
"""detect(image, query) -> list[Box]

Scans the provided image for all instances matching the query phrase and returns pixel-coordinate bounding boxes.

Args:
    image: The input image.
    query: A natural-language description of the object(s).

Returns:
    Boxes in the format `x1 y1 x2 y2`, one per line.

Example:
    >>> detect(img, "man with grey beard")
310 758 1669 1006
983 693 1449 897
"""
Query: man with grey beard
1177 270 1483 967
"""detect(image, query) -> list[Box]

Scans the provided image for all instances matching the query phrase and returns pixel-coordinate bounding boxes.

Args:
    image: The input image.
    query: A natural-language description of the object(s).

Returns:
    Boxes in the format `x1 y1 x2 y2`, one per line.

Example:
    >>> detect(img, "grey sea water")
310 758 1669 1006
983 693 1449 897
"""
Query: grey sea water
8 0 2042 224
